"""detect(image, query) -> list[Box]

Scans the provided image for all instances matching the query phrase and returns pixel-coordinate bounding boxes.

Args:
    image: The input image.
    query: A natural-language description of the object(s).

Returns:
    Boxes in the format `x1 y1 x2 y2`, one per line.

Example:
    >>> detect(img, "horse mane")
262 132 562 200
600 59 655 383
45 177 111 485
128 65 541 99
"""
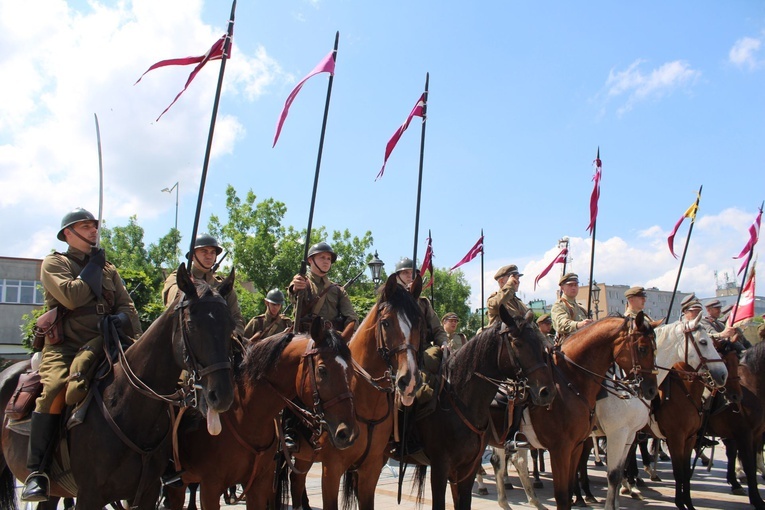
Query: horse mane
380 283 422 328
448 321 504 385
741 340 765 373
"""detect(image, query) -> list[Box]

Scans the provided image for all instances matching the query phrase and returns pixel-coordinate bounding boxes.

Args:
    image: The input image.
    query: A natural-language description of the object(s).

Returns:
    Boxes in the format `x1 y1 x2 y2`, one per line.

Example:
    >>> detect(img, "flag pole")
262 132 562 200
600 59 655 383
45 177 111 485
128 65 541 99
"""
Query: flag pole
665 185 703 324
428 229 435 304
730 201 763 325
585 148 600 317
188 0 237 268
481 228 485 329
410 73 429 277
93 114 104 249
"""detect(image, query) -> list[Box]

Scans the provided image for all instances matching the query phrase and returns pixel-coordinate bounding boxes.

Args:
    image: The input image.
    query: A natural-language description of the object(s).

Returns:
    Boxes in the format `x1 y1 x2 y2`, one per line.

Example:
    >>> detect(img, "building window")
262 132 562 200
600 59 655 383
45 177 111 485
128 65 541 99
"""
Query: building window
1 279 44 305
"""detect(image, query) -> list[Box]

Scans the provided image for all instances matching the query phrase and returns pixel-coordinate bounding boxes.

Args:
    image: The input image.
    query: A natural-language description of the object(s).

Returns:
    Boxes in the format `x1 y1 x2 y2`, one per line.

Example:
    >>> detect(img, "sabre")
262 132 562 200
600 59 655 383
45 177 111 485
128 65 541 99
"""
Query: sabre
94 113 104 248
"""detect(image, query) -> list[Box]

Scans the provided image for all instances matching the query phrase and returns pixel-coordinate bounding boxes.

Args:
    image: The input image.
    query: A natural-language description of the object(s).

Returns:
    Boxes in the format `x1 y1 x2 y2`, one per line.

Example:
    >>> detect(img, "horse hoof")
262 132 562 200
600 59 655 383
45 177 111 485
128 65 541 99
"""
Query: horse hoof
732 487 748 496
478 488 489 496
574 499 586 507
585 496 598 504
630 490 644 501
636 477 647 488
594 460 604 467
533 481 543 489
621 487 631 496
504 482 514 490
651 475 662 482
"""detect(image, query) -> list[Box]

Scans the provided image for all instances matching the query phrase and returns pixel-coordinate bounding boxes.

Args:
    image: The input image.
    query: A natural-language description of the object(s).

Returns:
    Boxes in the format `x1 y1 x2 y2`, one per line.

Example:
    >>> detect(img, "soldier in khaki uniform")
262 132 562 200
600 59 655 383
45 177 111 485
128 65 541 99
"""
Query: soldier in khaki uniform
244 289 293 341
442 312 468 352
288 242 358 333
22 208 142 502
702 298 750 351
536 313 555 349
162 233 245 337
681 293 703 320
393 257 448 347
550 272 592 343
625 286 652 320
487 264 529 325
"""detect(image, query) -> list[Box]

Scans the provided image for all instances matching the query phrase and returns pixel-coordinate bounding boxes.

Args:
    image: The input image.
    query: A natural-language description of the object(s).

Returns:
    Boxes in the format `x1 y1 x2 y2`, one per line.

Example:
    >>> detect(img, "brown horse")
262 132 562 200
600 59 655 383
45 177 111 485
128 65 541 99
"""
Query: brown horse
651 340 743 510
0 263 236 510
165 317 358 510
520 313 659 510
410 307 557 510
286 273 424 510
707 340 765 509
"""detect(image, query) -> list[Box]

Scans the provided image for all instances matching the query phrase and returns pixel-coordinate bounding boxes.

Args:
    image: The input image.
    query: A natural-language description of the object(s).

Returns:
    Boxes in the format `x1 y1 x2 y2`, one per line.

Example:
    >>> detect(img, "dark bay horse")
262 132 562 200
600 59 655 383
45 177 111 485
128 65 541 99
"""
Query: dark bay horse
287 273 424 510
707 340 765 509
411 307 556 510
520 313 659 510
0 263 236 510
165 317 358 510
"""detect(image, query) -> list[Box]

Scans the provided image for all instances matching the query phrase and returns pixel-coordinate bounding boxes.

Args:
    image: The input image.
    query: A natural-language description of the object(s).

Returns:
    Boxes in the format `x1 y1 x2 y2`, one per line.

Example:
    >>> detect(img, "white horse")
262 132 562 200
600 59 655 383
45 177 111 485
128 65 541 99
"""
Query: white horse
502 314 728 510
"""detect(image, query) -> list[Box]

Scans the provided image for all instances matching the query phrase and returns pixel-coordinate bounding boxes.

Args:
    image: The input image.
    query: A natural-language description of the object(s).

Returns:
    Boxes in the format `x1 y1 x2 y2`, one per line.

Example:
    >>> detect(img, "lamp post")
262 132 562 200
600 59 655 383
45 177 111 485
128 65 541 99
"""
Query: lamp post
161 182 179 256
367 251 384 290
590 281 601 320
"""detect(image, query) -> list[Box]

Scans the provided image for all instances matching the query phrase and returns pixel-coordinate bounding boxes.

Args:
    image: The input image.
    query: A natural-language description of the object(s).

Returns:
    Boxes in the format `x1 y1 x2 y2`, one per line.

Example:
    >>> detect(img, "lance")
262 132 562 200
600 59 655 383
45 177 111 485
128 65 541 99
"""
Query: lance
293 32 340 333
428 229 435 305
481 228 485 329
585 148 600 317
410 73 429 278
94 114 104 249
187 0 237 269
665 185 703 323
730 201 763 325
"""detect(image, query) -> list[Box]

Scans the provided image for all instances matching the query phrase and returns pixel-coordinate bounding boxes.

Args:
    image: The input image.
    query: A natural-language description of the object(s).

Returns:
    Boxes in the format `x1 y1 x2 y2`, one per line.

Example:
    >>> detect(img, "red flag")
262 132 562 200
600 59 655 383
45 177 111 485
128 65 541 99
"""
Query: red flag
421 237 434 290
733 208 762 275
272 50 336 147
376 94 425 180
135 33 230 121
728 265 756 326
534 247 568 290
667 195 699 258
586 150 602 234
450 236 484 272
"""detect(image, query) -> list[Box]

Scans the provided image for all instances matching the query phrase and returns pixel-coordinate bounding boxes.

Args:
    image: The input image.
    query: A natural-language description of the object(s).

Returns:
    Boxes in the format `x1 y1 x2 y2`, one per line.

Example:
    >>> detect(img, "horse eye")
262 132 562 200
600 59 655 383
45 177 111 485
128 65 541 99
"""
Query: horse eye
317 365 328 377
699 339 708 346
638 346 647 355
381 319 390 328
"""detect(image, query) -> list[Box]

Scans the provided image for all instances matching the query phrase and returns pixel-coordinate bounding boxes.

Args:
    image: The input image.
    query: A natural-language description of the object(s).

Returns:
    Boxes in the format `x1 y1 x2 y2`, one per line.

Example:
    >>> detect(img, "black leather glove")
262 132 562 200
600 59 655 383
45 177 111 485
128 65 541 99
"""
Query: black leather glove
79 247 105 298
109 312 128 330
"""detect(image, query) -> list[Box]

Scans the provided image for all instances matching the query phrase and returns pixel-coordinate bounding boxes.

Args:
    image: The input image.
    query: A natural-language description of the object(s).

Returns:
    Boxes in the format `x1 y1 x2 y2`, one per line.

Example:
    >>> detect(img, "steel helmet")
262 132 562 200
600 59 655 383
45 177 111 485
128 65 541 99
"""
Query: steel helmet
306 242 337 263
394 257 417 274
265 289 285 305
186 233 223 258
57 208 97 242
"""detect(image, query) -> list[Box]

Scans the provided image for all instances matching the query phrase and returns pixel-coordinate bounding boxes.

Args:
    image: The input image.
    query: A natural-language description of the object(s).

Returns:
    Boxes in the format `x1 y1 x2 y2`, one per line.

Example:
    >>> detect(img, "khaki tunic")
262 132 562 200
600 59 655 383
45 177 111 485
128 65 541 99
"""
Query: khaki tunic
446 331 468 352
244 313 293 341
288 272 358 331
701 316 751 349
551 296 588 341
486 285 529 325
419 297 449 347
37 247 142 412
625 307 652 322
163 266 245 337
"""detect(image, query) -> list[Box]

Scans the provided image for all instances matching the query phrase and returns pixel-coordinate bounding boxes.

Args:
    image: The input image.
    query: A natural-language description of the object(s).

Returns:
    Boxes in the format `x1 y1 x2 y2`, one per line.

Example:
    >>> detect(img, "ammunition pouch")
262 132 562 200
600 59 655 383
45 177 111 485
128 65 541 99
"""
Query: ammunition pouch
6 371 43 421
33 307 67 351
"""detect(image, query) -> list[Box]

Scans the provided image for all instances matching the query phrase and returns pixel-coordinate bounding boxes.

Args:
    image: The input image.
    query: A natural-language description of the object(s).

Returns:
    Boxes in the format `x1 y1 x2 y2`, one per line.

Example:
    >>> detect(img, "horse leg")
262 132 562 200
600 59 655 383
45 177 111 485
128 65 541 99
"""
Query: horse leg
606 430 639 510
666 431 692 510
289 461 311 510
164 485 187 510
319 462 343 510
198 483 223 510
187 483 199 510
490 448 508 508
577 440 597 505
474 467 488 496
738 436 765 509
531 449 543 488
454 476 475 510
725 439 746 495
429 462 450 510
355 458 386 509
508 448 544 510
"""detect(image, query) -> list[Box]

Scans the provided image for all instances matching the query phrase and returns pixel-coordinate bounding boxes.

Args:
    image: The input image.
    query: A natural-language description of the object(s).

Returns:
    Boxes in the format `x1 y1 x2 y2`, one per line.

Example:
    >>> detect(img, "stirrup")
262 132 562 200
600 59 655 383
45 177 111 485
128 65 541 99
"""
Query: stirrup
20 471 50 502
161 470 185 488
505 431 529 452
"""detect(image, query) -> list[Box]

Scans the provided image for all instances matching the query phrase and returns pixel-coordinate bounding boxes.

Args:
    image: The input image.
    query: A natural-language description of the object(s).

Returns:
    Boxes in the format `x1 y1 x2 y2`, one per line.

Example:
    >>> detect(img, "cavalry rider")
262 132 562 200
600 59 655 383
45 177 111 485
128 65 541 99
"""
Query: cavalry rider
550 272 592 343
487 264 529 325
244 289 293 342
22 208 142 502
702 298 750 353
393 257 448 348
680 293 703 320
288 241 358 333
536 313 555 349
162 233 245 338
624 286 652 320
442 312 468 352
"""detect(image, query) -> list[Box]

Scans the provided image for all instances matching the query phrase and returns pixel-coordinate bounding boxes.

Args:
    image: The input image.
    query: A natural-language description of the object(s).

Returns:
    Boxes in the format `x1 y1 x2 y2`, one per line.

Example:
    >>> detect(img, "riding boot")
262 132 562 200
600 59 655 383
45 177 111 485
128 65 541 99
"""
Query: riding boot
282 408 300 453
504 404 529 452
21 412 60 502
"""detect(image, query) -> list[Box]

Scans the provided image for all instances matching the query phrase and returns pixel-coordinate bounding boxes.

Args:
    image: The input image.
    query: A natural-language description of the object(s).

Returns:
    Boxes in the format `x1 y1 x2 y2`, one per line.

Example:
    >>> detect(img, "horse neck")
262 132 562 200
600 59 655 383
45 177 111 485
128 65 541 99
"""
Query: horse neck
121 309 182 395
559 322 622 380
655 323 691 387
447 338 503 417
349 309 390 396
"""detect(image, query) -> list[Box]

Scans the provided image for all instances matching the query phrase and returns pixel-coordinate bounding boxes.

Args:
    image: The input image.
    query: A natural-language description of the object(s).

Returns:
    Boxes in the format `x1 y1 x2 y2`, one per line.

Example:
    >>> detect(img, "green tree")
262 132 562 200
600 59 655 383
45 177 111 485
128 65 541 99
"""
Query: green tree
426 267 472 331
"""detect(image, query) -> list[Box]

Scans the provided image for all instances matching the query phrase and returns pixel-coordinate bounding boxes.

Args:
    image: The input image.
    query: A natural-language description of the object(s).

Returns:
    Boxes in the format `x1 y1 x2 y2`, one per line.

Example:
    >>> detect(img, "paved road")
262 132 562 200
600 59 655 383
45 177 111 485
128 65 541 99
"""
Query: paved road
186 448 762 509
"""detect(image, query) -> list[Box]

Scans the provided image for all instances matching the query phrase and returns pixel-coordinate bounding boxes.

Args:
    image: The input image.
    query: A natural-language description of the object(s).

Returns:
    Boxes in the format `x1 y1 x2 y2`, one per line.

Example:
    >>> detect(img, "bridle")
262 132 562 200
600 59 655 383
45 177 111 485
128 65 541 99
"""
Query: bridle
679 322 727 390
611 317 658 396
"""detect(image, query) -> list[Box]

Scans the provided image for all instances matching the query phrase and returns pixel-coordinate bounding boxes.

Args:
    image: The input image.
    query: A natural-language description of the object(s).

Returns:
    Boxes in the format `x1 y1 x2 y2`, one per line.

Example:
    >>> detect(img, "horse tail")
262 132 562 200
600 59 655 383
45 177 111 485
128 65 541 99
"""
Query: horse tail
414 465 427 505
340 469 358 510
0 464 17 510
273 452 289 509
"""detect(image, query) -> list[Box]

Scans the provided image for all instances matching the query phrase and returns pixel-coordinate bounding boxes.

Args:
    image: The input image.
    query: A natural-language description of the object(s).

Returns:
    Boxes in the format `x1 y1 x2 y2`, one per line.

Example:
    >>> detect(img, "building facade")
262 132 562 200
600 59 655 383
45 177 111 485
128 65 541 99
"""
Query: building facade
0 256 43 359
575 283 692 322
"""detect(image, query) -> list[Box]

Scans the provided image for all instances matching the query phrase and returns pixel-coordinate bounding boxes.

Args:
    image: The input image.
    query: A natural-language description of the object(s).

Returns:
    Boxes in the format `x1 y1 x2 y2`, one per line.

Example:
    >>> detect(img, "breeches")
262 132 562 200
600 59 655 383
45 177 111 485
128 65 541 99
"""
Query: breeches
35 342 81 413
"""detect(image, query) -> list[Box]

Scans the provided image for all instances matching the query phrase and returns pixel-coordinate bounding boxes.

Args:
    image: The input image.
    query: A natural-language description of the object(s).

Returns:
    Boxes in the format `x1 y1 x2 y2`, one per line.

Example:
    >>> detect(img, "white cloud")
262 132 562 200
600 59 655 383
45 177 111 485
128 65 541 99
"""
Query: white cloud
0 0 282 257
601 59 701 115
729 36 763 70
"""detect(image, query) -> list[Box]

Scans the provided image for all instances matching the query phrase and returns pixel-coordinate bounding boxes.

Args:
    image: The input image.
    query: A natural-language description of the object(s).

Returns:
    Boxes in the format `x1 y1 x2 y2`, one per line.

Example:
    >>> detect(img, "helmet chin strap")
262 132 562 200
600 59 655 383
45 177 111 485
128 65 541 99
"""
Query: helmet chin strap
67 227 97 250
193 253 214 272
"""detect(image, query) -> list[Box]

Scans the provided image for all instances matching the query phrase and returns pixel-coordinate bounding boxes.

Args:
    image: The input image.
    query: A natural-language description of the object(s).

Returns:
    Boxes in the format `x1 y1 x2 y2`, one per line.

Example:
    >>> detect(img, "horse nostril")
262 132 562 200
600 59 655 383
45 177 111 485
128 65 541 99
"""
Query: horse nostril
208 390 218 406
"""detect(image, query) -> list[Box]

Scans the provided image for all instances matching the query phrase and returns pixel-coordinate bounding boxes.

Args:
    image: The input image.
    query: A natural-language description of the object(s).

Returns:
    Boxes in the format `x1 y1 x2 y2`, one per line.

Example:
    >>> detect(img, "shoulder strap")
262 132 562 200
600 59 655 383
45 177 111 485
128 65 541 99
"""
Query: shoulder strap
311 283 340 316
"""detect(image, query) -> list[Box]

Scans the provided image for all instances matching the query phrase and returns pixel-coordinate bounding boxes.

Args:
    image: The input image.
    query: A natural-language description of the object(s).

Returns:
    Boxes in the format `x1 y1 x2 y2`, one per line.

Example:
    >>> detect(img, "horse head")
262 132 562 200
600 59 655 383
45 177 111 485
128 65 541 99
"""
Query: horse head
175 262 236 435
498 307 556 406
298 317 358 450
677 313 728 388
375 273 423 406
613 311 659 400
716 339 743 404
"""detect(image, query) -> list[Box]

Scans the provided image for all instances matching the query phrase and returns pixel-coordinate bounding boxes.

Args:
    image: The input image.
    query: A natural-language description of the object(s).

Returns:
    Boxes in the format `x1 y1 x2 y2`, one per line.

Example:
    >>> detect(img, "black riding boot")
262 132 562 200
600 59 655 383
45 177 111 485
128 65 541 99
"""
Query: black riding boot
282 408 300 452
21 412 59 502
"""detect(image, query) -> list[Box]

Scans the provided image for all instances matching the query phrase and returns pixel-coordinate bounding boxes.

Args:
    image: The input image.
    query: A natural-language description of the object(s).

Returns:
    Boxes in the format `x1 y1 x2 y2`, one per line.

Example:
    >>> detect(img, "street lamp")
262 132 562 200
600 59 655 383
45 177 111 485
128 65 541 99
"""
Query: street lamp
161 182 179 257
590 281 601 320
367 251 384 290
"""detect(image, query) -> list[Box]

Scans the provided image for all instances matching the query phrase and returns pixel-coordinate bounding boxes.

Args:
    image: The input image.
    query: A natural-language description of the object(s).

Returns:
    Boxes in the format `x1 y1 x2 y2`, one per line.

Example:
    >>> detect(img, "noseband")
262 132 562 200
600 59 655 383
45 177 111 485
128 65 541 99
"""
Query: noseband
682 322 726 388
613 317 658 386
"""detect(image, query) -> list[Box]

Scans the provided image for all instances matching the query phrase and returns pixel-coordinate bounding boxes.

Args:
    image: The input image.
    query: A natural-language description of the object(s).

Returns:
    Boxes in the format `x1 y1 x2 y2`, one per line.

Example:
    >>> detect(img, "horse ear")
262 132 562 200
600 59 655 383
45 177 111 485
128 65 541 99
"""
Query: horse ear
635 311 645 329
650 318 664 328
524 309 535 324
217 268 236 299
340 321 354 343
176 263 197 299
310 316 327 347
382 274 398 300
410 273 423 300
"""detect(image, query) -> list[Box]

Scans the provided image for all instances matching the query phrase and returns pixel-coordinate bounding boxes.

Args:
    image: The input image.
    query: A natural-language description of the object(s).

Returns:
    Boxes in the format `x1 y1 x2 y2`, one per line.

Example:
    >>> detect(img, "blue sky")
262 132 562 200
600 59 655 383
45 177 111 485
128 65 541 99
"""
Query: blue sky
1 0 763 309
